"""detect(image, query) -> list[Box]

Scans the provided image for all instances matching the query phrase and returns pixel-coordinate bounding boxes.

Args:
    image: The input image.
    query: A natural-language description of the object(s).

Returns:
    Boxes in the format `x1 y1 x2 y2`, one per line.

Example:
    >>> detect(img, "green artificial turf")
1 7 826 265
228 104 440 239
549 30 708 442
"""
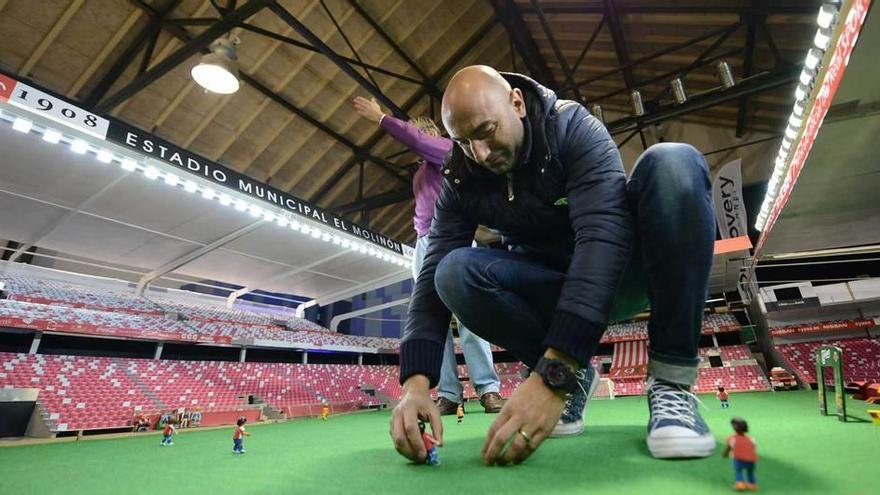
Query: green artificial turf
0 390 877 495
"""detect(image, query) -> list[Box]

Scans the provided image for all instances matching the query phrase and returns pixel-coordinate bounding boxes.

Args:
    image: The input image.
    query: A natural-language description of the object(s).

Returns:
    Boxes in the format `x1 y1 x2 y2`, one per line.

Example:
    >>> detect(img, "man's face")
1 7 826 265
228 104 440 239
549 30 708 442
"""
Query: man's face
444 88 526 174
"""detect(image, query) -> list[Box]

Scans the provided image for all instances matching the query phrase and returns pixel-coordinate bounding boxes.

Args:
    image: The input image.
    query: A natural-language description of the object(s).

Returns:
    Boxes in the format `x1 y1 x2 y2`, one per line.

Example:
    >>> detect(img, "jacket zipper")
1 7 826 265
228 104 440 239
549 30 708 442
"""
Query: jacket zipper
506 173 515 202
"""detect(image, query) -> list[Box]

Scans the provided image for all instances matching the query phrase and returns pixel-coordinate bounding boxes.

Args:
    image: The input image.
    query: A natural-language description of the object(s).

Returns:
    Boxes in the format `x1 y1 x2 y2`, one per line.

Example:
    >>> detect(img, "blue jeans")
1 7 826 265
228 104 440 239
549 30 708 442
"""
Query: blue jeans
161 434 171 444
433 144 714 386
733 459 756 484
414 236 500 401
426 446 439 465
233 438 244 452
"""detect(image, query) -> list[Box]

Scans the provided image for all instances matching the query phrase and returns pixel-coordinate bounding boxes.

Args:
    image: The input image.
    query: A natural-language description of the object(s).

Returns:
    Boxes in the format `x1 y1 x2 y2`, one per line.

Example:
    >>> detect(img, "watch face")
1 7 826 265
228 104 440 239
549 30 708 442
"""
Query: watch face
546 362 569 387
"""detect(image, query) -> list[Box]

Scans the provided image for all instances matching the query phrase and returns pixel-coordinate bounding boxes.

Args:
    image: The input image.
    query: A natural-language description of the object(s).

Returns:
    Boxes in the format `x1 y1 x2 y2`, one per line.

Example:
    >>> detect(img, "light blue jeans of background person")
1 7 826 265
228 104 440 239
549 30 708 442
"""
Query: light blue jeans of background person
413 235 500 402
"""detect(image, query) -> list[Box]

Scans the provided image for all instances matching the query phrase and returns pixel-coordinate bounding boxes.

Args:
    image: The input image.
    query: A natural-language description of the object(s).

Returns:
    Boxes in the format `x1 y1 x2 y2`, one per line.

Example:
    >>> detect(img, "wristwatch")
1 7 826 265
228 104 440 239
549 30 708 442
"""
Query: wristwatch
534 357 578 395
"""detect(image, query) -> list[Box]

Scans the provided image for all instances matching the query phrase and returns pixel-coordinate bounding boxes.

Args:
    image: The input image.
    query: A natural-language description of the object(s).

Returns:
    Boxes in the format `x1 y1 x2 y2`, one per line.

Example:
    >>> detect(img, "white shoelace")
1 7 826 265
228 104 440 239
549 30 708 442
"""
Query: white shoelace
646 377 706 429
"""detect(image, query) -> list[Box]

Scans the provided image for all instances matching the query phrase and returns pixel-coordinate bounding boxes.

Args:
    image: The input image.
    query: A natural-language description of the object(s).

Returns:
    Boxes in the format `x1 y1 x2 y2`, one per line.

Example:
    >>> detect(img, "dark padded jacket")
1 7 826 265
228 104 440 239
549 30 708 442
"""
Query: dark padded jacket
400 73 634 387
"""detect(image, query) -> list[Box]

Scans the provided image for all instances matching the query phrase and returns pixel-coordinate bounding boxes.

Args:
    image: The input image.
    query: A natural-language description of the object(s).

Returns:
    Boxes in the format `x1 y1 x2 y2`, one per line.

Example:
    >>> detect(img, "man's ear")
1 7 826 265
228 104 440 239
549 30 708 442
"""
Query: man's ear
511 88 526 118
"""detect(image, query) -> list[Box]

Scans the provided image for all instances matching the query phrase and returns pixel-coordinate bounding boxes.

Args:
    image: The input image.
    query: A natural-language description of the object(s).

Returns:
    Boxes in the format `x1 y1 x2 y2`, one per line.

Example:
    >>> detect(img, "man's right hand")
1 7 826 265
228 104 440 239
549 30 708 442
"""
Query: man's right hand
390 375 443 463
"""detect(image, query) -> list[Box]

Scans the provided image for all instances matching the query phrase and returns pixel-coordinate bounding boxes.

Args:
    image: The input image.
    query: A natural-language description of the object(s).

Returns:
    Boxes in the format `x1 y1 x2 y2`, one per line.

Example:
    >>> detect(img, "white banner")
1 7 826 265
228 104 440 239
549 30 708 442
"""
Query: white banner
5 79 109 140
713 159 749 239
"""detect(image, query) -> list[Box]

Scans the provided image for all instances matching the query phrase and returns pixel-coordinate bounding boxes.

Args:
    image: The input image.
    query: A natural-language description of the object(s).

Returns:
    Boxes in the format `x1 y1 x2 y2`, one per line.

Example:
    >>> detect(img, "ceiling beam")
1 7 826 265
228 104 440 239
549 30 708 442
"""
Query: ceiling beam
225 250 350 307
239 72 410 186
268 1 407 119
490 0 558 88
7 175 128 263
517 3 823 15
607 68 799 135
238 22 424 85
83 1 182 108
529 0 580 101
335 187 413 215
574 22 739 90
736 10 759 137
94 0 269 113
345 0 443 99
135 221 265 295
126 6 410 187
18 0 85 76
309 16 498 205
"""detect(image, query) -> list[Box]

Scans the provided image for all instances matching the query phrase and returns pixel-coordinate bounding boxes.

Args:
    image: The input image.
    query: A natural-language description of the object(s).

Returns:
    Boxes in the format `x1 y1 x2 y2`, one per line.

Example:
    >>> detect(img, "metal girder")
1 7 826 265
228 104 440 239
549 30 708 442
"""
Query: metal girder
575 23 738 90
84 0 183 108
135 220 264 295
736 11 760 137
7 175 128 263
309 16 498 205
345 0 443 99
138 21 162 76
335 187 413 215
133 11 411 188
569 17 605 89
95 0 269 112
603 0 636 89
225 250 350 307
518 3 823 15
239 72 410 186
588 47 741 105
607 68 799 134
602 0 647 145
268 1 407 119
330 297 409 331
491 0 558 88
238 23 424 85
530 0 581 101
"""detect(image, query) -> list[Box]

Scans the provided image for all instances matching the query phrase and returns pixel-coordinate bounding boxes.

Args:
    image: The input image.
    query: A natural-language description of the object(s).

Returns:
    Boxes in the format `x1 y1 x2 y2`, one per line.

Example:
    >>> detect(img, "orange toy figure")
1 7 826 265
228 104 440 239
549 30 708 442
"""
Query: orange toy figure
160 418 177 446
322 401 330 421
456 403 464 424
717 387 730 409
233 417 251 454
722 417 758 491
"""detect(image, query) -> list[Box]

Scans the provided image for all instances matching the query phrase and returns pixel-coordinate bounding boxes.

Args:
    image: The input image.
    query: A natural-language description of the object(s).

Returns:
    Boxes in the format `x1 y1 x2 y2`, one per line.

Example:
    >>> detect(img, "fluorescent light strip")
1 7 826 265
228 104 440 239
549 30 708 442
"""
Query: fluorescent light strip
0 110 413 267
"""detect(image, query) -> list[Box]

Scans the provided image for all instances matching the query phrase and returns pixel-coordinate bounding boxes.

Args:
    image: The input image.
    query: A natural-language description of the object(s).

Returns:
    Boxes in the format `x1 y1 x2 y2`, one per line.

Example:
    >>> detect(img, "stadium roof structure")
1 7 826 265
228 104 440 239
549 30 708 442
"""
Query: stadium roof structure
0 0 870 301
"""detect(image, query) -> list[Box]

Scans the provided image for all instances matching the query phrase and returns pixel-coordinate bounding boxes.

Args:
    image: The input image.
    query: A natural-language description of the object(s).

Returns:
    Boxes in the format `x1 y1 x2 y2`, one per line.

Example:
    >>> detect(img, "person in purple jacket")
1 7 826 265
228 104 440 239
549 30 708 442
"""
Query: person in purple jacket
353 96 503 415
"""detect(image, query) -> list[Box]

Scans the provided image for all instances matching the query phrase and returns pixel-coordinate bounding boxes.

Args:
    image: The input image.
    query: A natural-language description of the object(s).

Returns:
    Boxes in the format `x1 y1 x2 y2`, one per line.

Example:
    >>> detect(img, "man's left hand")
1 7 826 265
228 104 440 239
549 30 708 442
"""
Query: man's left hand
481 373 566 465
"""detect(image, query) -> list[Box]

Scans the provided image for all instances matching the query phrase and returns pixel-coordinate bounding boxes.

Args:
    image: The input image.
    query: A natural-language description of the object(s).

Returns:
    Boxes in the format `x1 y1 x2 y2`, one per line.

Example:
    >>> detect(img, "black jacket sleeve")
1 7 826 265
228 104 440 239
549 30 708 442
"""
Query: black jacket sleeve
399 176 476 387
542 105 634 365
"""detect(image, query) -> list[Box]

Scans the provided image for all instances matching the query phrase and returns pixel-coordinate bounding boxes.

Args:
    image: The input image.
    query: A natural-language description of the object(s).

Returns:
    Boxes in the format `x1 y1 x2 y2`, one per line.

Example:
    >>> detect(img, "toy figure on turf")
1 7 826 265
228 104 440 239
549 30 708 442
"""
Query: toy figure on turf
717 387 730 409
418 421 440 465
456 403 464 424
322 401 330 421
233 417 251 454
722 417 758 491
160 418 177 446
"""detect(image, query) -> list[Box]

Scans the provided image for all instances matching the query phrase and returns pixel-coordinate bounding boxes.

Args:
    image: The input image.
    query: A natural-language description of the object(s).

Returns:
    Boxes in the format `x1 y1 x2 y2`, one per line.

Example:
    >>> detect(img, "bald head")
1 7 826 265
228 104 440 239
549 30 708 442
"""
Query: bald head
441 66 527 174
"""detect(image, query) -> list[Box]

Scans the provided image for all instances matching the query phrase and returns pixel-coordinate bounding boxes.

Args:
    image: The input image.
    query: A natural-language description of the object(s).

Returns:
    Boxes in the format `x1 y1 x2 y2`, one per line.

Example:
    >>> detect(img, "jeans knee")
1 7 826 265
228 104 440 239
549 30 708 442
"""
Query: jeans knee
631 142 710 201
434 247 478 310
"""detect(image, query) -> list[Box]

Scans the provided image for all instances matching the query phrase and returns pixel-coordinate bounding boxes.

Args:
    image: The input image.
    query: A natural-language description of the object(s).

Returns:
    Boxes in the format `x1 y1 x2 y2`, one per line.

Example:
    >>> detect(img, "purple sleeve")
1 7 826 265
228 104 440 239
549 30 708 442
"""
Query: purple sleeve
380 116 453 168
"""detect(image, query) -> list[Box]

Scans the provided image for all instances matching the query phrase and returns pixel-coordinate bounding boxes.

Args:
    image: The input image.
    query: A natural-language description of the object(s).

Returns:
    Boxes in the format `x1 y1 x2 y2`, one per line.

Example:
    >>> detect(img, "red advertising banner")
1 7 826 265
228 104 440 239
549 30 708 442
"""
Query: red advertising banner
756 0 872 254
0 315 231 344
770 318 875 337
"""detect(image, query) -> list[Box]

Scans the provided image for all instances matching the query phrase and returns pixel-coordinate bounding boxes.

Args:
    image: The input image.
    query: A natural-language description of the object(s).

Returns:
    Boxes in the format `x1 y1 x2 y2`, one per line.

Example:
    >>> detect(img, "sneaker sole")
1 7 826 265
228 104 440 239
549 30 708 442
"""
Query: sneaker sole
549 366 601 438
647 434 716 458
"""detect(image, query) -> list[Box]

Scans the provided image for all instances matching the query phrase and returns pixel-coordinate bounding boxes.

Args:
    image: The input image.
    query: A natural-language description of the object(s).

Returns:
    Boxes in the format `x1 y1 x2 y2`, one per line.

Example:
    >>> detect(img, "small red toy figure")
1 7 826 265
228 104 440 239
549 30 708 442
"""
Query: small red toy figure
456 403 464 424
160 418 177 446
722 417 758 491
418 420 440 465
717 386 730 409
233 416 251 454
